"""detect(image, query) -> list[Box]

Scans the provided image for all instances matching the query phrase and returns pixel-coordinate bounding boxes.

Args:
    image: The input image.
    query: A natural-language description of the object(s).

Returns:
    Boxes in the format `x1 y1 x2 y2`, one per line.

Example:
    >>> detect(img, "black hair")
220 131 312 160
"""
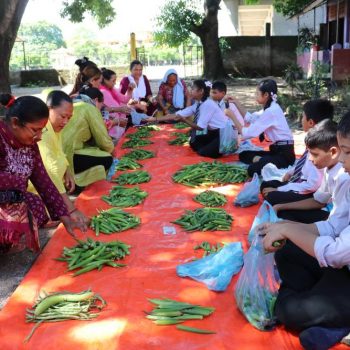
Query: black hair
0 94 49 124
70 62 100 96
79 86 104 102
258 79 278 110
305 118 338 151
81 66 101 84
101 68 116 82
130 60 143 71
212 81 227 93
75 57 97 72
46 91 72 108
337 111 350 138
192 79 211 102
303 99 334 123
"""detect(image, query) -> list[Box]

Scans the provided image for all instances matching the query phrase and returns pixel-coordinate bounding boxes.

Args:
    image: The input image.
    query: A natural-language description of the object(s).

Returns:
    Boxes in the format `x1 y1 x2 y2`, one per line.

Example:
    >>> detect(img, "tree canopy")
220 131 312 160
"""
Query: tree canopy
273 0 312 17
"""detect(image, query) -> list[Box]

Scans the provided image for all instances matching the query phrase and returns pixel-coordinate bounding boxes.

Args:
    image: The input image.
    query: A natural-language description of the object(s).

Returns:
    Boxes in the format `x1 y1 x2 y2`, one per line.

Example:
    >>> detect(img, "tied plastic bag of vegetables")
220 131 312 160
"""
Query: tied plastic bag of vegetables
234 235 280 331
248 201 279 243
234 173 260 208
176 242 244 292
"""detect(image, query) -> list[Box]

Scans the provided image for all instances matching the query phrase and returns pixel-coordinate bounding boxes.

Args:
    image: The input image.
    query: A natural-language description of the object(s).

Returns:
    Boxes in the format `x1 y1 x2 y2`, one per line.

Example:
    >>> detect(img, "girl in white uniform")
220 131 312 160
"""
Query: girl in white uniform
226 79 295 176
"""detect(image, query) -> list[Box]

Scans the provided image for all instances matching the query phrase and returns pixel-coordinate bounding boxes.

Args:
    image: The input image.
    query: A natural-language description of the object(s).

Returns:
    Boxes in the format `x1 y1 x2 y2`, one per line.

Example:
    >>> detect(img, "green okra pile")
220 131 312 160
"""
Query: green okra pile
25 290 106 342
56 238 130 276
123 149 155 160
194 241 224 258
173 207 233 232
173 122 190 129
114 170 151 185
116 157 142 171
122 138 153 149
173 161 248 187
146 298 215 334
168 132 190 145
102 185 147 207
91 208 140 235
126 128 152 139
194 190 227 207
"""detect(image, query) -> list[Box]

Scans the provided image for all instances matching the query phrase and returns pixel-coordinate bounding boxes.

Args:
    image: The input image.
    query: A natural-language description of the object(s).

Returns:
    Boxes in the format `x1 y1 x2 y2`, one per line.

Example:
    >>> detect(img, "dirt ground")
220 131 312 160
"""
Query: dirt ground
0 79 305 310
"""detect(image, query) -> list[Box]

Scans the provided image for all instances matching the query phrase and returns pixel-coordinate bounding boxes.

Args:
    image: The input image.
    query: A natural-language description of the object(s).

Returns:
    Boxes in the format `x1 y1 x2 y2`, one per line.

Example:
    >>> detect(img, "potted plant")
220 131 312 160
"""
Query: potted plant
298 27 317 52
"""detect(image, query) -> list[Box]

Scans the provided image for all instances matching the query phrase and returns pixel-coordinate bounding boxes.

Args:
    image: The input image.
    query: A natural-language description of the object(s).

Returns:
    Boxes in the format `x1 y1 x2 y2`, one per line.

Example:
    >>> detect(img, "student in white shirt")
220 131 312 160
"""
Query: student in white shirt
261 100 334 207
225 79 295 176
260 112 350 350
148 79 227 158
274 120 349 226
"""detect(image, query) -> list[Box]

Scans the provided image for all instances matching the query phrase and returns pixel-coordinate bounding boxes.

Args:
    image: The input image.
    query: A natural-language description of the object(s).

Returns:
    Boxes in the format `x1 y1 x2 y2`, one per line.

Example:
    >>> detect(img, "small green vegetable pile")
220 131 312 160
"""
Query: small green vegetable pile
173 161 248 187
114 170 151 185
123 149 155 160
122 138 153 149
102 185 147 207
116 157 142 170
56 238 130 276
168 132 190 145
146 298 215 334
173 122 190 129
126 128 152 139
194 190 227 207
91 208 140 235
173 207 233 232
194 241 224 258
25 290 106 342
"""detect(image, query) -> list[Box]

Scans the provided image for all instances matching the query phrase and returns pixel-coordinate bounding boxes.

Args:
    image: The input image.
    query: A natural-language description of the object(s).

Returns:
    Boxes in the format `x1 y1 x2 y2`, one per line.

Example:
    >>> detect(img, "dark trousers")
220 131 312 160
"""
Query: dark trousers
275 241 350 331
190 129 221 159
239 144 295 177
73 154 113 174
260 180 314 205
278 208 329 223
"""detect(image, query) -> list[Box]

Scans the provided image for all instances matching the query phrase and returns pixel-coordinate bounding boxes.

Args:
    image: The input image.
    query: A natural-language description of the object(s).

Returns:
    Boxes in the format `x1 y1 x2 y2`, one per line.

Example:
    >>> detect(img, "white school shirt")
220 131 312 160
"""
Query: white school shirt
277 155 324 194
313 162 350 238
241 101 293 142
217 100 245 127
176 99 227 130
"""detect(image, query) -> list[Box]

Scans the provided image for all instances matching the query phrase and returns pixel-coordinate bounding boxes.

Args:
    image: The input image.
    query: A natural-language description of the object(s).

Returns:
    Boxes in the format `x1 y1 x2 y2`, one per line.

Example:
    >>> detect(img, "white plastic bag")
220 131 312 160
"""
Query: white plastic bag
219 119 239 155
261 163 294 182
235 140 264 154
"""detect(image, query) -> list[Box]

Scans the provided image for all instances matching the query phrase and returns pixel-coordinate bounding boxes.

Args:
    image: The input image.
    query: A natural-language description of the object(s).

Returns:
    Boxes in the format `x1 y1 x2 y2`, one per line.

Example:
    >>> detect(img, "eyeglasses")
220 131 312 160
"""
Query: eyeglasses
23 124 48 138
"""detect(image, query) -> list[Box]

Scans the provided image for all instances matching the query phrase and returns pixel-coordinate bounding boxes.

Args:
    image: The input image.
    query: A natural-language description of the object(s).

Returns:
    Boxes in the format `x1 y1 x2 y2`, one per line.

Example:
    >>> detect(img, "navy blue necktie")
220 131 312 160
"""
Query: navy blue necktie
190 102 201 143
290 150 308 183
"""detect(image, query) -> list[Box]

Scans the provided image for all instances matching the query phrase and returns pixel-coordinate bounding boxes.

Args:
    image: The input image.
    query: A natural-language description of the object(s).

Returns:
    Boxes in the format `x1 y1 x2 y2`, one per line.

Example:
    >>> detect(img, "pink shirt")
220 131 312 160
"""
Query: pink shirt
100 85 130 119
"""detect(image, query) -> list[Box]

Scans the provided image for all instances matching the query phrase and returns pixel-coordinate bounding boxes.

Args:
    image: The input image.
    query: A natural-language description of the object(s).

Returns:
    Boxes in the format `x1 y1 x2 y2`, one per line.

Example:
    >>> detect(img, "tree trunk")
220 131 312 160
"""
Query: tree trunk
0 0 29 93
191 0 227 80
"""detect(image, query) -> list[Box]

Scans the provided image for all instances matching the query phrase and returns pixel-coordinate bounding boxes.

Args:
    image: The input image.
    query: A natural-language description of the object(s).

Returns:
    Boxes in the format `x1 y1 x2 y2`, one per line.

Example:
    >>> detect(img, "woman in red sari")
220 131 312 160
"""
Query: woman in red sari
0 94 86 253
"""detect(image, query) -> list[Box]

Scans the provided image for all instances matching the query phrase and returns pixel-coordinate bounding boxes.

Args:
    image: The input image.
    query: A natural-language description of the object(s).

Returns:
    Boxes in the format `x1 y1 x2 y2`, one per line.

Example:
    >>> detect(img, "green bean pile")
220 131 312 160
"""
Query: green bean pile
168 132 190 145
173 161 248 187
102 185 147 207
122 138 153 149
25 290 106 342
146 298 215 334
194 190 227 207
114 170 151 185
116 157 142 171
173 122 190 129
194 241 224 257
173 208 233 232
126 128 152 139
123 149 155 160
91 208 140 235
56 238 130 276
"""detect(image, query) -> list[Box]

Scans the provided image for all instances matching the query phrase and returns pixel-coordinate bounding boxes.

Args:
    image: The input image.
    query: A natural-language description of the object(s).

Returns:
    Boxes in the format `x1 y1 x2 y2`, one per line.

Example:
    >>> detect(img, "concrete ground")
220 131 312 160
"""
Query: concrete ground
0 79 305 310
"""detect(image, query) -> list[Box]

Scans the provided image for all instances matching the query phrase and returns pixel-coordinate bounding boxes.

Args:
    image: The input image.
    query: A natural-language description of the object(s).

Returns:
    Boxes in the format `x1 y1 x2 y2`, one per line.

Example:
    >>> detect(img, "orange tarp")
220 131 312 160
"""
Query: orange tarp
0 126 347 350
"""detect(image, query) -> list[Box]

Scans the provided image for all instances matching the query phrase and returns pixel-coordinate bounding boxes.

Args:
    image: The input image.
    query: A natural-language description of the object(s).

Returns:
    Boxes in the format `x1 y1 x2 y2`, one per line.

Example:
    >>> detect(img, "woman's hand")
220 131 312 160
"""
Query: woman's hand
262 187 276 197
128 83 136 91
162 107 169 115
282 173 292 182
64 169 75 194
70 209 90 229
60 215 87 238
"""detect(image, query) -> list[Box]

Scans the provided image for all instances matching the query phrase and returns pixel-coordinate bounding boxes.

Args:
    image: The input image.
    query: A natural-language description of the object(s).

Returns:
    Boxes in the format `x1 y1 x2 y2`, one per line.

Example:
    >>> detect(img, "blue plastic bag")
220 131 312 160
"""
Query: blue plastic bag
176 242 244 292
234 173 260 208
235 235 280 331
248 200 279 243
106 158 119 181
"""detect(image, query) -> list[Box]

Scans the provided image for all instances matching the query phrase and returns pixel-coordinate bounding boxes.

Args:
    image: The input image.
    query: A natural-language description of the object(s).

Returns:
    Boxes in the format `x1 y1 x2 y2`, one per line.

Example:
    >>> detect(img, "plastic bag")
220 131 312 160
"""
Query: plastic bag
131 110 150 125
106 158 119 181
219 119 239 155
234 173 260 208
235 140 264 154
176 242 244 292
234 235 280 331
261 163 293 182
248 201 279 243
